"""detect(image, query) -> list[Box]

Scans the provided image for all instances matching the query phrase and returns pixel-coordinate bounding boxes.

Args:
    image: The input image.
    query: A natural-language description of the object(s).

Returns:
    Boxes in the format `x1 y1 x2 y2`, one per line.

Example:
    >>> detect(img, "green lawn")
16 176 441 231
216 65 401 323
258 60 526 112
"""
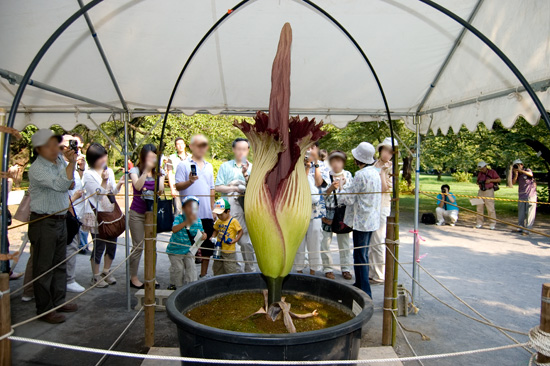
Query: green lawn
399 174 546 218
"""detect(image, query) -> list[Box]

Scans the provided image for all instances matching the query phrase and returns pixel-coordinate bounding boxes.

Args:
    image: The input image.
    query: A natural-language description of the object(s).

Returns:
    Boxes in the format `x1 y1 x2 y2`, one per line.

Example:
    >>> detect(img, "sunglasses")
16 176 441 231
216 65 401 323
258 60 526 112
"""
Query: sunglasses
196 142 209 148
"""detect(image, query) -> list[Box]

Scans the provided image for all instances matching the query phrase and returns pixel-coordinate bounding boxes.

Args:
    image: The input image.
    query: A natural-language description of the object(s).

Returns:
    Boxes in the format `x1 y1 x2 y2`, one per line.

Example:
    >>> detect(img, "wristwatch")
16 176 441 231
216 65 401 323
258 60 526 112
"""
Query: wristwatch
313 164 319 168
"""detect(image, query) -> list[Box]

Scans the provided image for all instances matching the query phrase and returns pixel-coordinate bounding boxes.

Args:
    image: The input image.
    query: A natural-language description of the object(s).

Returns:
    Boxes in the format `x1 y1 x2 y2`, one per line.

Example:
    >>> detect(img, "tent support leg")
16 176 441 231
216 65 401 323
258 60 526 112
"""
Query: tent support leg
124 113 131 311
412 116 421 301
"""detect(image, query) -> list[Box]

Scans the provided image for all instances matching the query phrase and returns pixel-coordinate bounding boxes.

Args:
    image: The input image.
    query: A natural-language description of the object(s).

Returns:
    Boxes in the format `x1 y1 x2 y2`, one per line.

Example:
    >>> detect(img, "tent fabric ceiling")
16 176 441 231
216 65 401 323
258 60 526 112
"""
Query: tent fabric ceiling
0 0 548 134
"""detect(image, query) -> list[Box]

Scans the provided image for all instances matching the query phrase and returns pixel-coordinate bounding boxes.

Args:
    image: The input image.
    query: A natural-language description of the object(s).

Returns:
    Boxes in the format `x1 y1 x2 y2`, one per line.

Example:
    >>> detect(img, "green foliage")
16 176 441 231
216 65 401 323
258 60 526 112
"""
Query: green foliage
537 186 549 213
319 120 415 175
399 178 414 195
421 117 550 175
451 171 473 183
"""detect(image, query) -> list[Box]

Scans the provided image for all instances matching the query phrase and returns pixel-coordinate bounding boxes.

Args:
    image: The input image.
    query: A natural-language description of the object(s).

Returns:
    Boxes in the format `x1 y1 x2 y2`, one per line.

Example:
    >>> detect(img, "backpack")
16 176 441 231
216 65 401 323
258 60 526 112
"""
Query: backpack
421 213 436 225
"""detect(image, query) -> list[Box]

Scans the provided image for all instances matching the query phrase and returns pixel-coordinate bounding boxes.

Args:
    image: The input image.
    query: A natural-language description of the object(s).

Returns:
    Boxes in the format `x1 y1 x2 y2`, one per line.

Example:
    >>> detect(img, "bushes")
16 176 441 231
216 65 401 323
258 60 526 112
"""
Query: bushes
451 171 473 183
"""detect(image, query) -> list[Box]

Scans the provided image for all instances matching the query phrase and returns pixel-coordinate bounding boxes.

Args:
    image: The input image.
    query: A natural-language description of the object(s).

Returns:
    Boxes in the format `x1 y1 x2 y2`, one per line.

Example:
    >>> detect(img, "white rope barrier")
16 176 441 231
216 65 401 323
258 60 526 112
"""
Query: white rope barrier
386 249 529 336
8 335 530 365
94 307 144 366
417 262 533 354
11 242 141 329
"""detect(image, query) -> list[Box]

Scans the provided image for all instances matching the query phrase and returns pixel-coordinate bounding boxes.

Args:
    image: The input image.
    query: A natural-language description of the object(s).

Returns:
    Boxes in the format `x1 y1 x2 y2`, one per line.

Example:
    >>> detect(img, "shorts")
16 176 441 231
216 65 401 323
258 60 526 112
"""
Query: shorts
200 218 215 257
91 234 117 264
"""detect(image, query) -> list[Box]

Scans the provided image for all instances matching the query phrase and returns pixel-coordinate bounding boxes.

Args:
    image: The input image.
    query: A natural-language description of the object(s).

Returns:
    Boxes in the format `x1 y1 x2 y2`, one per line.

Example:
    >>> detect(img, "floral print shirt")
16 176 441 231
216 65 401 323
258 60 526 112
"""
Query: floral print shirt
340 165 382 232
309 161 331 219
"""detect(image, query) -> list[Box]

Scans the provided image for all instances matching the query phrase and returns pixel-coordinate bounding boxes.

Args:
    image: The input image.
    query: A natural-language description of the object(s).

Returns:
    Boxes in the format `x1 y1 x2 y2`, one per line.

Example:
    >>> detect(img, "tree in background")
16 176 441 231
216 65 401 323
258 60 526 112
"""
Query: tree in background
420 117 550 180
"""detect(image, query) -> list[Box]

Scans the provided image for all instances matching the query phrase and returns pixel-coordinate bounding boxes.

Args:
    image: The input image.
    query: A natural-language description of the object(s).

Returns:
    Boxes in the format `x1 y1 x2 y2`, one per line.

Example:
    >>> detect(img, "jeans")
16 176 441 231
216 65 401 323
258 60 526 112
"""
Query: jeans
79 229 89 249
353 230 372 298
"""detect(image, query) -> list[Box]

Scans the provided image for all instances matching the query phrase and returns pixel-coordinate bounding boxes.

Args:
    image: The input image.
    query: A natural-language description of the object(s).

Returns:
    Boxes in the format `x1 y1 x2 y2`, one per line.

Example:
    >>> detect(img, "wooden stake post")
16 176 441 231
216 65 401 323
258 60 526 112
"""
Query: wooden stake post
0 273 11 366
382 215 396 346
538 283 550 364
144 212 155 347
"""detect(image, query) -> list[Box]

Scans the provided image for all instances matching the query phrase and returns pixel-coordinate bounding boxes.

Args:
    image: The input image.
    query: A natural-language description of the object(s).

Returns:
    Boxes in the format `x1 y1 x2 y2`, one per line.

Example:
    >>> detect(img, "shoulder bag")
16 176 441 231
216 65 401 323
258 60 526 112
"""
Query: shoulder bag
331 184 352 234
13 190 31 222
92 193 125 239
66 196 82 245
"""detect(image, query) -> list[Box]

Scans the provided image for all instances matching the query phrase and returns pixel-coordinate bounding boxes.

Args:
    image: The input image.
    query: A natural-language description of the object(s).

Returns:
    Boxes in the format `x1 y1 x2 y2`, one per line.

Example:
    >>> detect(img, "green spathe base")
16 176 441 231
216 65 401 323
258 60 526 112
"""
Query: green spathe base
265 276 284 305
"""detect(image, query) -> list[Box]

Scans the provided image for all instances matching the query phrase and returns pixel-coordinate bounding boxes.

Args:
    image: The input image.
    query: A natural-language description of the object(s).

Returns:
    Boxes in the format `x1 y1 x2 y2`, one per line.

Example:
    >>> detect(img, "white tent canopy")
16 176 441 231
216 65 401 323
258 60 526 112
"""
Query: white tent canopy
1 0 549 134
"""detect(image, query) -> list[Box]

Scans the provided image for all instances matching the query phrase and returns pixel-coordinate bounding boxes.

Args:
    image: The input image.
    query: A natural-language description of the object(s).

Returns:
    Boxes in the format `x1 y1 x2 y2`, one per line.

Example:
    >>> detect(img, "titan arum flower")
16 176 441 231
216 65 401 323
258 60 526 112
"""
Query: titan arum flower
235 23 326 306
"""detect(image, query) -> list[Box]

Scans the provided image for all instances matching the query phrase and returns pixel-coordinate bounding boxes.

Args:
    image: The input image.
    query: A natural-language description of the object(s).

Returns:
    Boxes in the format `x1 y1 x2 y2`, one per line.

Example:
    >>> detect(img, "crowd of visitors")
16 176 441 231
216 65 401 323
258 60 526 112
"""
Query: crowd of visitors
5 127 540 323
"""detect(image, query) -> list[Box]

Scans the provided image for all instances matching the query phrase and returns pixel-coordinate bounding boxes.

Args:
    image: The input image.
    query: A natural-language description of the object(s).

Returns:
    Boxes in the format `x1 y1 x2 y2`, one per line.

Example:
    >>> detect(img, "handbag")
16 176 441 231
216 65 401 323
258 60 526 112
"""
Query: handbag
14 191 31 222
156 194 174 233
93 195 125 239
66 196 82 245
330 181 352 234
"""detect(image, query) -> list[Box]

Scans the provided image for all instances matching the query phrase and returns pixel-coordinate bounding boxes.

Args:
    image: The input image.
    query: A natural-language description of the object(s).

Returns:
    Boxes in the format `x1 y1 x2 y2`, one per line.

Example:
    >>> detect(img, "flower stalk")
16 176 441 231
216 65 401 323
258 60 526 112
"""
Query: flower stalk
235 23 326 306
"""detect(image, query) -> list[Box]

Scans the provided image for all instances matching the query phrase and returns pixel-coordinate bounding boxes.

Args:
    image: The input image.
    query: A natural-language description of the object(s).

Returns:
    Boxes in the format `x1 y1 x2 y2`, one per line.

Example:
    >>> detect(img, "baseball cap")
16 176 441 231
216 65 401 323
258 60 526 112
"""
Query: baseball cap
513 159 523 165
31 129 62 148
182 195 199 207
477 161 487 168
212 198 230 214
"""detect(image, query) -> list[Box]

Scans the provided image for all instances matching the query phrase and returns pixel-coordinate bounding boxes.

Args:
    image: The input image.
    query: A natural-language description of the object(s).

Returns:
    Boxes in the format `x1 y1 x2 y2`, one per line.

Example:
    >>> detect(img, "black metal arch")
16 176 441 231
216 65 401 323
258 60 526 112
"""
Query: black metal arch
2 0 549 269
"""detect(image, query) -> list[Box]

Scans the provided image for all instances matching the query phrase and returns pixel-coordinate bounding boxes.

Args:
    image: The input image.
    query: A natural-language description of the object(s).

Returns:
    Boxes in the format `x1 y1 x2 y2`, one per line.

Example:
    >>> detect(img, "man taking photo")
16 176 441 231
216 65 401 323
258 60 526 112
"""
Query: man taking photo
476 161 501 230
28 129 79 323
167 137 188 215
215 138 255 272
512 159 537 235
435 184 459 226
175 134 215 278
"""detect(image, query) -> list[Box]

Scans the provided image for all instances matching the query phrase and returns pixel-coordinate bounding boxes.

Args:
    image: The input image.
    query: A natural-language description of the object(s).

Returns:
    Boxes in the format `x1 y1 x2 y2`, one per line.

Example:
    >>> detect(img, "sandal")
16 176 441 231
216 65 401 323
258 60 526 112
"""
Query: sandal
342 271 352 280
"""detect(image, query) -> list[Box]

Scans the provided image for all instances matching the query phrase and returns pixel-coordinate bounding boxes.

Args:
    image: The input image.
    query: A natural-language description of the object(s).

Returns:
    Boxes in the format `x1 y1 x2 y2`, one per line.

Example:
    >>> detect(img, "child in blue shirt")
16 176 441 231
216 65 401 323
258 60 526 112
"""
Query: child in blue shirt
167 196 206 289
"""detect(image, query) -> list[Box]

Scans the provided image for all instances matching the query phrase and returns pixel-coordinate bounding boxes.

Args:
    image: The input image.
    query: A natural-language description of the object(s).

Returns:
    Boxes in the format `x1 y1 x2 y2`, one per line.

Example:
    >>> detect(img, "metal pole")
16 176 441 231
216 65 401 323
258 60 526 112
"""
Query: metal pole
144 211 156 347
124 113 131 311
412 116 421 301
0 109 6 274
0 68 123 112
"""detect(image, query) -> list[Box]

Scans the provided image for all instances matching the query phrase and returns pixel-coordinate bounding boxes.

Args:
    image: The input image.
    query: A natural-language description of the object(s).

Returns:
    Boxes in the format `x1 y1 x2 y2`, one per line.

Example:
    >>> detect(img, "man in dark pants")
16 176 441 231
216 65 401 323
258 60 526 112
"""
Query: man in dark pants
28 129 78 323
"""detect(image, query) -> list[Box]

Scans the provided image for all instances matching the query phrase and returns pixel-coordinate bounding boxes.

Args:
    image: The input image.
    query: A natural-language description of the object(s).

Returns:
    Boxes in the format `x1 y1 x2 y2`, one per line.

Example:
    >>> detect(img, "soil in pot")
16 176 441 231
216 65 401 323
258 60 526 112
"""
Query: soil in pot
185 291 353 334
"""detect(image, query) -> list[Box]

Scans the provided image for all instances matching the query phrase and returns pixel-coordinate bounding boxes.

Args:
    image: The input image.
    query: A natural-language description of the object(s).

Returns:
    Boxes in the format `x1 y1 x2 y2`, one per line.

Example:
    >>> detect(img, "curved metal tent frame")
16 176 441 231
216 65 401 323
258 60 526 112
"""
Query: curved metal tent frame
1 0 549 338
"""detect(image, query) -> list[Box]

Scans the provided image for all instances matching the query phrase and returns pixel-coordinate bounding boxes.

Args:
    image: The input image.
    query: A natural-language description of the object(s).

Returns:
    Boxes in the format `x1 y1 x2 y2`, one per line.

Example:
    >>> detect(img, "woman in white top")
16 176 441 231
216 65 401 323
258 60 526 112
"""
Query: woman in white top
370 138 396 284
82 143 124 288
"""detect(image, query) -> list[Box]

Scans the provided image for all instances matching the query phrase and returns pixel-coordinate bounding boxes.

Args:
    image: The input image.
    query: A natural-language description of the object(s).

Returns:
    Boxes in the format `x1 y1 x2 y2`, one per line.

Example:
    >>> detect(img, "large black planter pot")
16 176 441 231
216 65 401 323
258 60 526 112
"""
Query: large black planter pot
166 273 374 366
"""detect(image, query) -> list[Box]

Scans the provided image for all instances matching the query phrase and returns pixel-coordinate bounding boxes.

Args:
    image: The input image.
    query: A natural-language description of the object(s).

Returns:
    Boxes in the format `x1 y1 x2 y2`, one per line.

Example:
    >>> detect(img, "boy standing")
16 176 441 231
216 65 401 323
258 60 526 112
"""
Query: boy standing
167 196 206 289
212 198 243 275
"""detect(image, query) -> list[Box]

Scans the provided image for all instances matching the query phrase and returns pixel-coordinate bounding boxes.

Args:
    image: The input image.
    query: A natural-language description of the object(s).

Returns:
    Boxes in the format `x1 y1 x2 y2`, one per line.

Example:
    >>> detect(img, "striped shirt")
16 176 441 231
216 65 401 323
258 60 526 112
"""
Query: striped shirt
29 154 73 214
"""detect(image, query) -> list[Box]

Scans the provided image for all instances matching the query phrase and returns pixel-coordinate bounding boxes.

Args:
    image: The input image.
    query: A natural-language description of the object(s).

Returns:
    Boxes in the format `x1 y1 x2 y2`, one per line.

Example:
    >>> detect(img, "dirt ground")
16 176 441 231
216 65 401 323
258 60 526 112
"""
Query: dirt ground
4 198 549 366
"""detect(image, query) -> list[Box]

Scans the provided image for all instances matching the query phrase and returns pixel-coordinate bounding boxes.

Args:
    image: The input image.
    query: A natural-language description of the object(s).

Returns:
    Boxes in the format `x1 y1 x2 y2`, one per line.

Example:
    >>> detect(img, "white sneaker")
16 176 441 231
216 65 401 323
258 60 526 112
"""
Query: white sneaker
101 272 117 285
475 225 483 229
436 221 445 226
66 281 85 293
21 296 34 302
199 274 212 280
91 274 109 288
489 225 496 230
450 223 456 227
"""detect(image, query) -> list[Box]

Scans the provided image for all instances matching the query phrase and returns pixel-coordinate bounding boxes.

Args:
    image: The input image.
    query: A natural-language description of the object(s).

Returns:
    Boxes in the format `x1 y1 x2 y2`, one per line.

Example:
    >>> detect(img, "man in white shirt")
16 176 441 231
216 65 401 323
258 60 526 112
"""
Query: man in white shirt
215 138 255 272
167 137 188 215
61 135 86 293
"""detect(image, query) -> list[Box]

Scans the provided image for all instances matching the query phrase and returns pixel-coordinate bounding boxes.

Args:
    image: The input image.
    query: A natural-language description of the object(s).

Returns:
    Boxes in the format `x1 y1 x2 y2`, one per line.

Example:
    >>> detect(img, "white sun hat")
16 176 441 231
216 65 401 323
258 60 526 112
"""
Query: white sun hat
351 142 375 165
513 159 523 165
376 137 398 151
477 161 487 168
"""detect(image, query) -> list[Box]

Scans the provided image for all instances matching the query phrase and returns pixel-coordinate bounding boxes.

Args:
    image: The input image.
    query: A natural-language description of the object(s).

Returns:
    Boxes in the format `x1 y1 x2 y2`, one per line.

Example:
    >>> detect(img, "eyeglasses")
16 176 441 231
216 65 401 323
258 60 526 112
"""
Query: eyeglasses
196 142 209 148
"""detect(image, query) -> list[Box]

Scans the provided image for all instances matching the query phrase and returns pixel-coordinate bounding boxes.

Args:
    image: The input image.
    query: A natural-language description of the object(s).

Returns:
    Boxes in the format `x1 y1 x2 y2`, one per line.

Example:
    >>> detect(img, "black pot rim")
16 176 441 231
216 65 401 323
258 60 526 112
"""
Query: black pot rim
166 273 373 346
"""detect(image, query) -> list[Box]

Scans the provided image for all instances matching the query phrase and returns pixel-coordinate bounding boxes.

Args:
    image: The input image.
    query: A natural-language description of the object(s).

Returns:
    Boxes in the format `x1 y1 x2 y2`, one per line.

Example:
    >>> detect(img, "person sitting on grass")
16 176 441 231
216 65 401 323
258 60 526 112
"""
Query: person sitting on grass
212 198 243 276
435 184 459 226
167 196 206 290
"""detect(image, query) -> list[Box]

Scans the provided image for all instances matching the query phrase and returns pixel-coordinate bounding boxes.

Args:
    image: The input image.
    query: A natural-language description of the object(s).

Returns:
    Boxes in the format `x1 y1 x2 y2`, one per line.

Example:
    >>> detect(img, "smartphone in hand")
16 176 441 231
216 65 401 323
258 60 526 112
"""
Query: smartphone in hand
190 164 197 176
